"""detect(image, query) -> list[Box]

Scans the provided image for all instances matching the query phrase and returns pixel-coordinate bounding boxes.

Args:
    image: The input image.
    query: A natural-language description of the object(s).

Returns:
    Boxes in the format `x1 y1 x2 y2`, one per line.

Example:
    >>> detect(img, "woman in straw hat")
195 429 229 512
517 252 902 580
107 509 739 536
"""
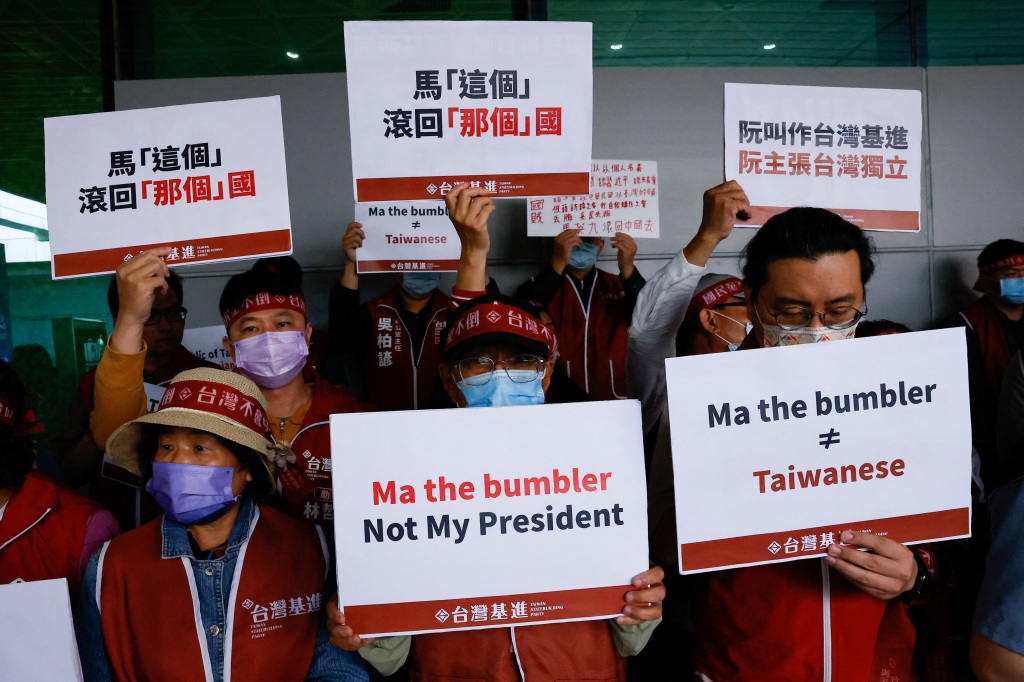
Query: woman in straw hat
75 367 369 682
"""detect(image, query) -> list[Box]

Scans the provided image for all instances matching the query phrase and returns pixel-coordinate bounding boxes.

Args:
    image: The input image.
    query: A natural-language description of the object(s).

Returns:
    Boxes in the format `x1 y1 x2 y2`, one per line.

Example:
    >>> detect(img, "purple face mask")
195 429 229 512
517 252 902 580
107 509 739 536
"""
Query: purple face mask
146 461 242 525
233 330 308 389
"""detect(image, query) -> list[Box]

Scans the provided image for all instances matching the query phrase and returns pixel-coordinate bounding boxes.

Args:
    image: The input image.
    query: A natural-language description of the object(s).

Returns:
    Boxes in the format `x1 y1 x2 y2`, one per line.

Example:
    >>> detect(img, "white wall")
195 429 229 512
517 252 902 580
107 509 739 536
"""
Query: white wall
115 64 1024 334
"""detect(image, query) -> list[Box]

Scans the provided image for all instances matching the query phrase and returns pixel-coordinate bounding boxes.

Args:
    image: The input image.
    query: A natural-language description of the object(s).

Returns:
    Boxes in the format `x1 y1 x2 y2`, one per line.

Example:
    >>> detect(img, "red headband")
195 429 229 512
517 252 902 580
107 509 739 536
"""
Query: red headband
685 277 744 323
981 254 1024 275
222 292 306 329
446 301 554 356
157 380 273 443
0 397 44 435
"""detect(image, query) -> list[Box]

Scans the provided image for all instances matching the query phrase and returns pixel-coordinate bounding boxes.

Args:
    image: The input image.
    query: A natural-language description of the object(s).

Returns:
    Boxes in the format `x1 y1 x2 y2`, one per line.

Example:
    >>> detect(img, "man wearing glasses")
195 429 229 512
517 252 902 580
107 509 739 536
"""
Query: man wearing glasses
52 271 215 531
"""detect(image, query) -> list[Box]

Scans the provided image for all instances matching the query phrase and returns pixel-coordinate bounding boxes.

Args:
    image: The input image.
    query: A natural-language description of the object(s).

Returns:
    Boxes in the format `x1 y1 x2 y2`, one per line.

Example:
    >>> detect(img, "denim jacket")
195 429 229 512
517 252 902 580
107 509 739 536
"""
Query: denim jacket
76 497 369 682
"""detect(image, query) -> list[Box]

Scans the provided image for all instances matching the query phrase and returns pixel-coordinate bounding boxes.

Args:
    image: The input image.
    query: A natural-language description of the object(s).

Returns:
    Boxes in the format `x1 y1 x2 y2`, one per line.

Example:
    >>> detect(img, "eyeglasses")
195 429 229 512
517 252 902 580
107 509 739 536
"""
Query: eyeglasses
144 307 188 326
763 305 867 331
455 354 547 386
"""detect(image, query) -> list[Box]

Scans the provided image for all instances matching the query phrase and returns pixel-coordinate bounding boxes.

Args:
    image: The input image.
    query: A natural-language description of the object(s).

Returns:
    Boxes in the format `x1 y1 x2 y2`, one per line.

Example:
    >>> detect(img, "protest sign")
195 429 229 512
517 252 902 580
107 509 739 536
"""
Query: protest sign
724 83 922 231
330 400 648 637
45 96 292 279
354 201 460 273
344 21 592 202
0 578 84 681
182 325 235 371
665 328 971 574
527 160 660 238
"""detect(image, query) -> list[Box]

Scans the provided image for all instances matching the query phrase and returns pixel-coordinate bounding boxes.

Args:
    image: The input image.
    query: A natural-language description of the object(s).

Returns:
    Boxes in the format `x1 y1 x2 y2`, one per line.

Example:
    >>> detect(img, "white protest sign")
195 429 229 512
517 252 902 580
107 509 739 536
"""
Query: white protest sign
354 201 460 273
330 400 648 637
0 578 84 681
724 83 922 231
344 21 592 202
45 96 292 279
527 160 660 238
182 325 235 371
666 329 971 574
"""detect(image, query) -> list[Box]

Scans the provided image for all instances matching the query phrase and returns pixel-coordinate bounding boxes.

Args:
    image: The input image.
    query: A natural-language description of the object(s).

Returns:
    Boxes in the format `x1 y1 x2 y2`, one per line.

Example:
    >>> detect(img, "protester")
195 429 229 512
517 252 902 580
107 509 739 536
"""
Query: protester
330 221 451 411
75 367 369 681
51 271 215 531
0 360 119 593
89 249 371 526
996 352 1024 482
517 229 644 401
949 239 1024 489
326 183 664 679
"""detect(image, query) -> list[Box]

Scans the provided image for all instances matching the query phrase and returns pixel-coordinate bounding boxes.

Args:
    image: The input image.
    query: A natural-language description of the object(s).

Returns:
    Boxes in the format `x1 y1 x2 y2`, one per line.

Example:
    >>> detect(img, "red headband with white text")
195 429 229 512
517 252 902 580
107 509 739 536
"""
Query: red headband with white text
158 380 273 443
222 292 306 330
446 301 554 357
981 254 1024 275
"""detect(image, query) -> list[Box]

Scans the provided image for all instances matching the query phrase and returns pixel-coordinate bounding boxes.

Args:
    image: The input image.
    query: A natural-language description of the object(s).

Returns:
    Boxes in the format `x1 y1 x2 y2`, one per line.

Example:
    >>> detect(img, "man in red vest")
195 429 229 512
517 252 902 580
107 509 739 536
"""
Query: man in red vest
330 221 451 411
327 184 664 680
90 250 372 527
517 230 644 401
950 239 1024 488
75 367 369 681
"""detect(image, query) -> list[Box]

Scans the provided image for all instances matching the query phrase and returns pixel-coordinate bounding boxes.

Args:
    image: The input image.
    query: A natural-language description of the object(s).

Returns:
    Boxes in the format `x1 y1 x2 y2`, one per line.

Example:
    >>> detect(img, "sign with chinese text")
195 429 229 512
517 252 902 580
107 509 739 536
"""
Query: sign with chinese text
527 160 659 238
330 400 648 636
45 96 292 279
724 83 922 231
344 21 592 202
182 325 235 371
666 329 971 574
0 579 84 681
355 201 460 273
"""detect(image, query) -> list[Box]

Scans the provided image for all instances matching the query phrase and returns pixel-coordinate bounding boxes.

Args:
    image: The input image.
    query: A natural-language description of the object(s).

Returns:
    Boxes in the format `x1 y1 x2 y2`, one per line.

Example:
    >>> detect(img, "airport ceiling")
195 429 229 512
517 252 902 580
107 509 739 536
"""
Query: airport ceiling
2 0 1022 204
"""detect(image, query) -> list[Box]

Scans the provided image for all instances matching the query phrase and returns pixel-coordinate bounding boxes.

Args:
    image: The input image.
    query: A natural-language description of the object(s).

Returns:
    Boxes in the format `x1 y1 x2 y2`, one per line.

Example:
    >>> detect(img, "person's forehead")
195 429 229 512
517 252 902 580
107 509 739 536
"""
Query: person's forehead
761 252 864 304
458 342 533 360
152 287 182 310
993 265 1024 278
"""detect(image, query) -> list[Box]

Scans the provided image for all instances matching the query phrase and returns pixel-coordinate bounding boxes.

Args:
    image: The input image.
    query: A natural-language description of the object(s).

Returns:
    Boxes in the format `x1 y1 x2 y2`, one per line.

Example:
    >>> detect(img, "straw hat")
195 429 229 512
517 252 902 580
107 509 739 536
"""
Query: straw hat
105 367 276 489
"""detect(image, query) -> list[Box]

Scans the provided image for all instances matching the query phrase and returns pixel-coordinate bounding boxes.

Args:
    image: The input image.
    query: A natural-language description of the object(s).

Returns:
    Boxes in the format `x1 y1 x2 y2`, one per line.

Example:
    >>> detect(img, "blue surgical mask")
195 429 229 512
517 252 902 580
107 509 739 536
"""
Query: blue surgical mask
567 241 600 271
456 370 545 408
146 461 242 525
402 272 440 297
1000 277 1024 305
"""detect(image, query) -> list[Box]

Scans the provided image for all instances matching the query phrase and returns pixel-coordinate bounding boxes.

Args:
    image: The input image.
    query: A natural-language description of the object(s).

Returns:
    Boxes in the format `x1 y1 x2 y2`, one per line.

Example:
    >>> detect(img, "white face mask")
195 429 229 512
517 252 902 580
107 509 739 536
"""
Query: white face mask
756 308 858 347
711 310 752 351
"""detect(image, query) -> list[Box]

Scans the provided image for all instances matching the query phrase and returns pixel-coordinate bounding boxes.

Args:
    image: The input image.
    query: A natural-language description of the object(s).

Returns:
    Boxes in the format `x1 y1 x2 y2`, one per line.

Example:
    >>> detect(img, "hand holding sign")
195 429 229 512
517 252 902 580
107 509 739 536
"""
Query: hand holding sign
341 222 365 290
617 565 666 626
825 530 917 600
551 229 582 274
612 233 638 280
110 247 173 355
327 594 376 651
446 183 494 292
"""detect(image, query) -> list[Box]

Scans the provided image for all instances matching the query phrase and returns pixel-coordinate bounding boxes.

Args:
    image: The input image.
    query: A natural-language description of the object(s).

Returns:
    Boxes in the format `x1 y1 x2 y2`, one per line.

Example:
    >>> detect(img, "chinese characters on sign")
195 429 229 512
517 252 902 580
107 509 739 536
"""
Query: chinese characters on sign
527 160 660 238
345 21 592 201
45 96 292 278
723 83 922 232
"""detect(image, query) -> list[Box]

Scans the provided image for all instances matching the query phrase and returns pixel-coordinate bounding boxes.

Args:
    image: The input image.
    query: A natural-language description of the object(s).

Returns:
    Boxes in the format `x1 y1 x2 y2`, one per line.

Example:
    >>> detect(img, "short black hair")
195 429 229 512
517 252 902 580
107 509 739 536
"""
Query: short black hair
251 256 304 287
857 319 913 337
978 239 1024 271
137 425 275 501
440 294 549 364
219 270 304 321
108 271 184 319
0 361 36 492
741 207 875 301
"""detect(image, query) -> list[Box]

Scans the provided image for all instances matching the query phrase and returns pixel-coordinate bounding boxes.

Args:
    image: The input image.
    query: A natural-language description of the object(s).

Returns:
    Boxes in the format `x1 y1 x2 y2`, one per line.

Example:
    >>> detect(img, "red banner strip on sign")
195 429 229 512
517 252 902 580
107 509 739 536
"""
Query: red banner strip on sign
53 229 293 278
357 259 461 274
745 206 919 232
680 507 970 572
345 584 628 636
356 172 590 202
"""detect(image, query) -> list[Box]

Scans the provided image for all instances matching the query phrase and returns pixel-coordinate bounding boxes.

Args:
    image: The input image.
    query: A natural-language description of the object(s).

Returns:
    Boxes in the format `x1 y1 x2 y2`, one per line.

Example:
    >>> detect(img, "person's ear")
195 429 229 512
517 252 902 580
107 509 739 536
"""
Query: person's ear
439 364 466 408
222 335 236 362
699 308 718 335
305 322 314 347
541 356 556 394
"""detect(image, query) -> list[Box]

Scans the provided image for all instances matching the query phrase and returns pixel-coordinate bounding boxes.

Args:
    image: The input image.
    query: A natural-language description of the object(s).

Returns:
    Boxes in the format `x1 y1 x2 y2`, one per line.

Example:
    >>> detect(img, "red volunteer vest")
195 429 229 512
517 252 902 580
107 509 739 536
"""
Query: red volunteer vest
98 504 325 682
280 368 372 524
548 270 631 402
364 288 450 411
0 471 109 593
410 620 626 682
959 297 1013 392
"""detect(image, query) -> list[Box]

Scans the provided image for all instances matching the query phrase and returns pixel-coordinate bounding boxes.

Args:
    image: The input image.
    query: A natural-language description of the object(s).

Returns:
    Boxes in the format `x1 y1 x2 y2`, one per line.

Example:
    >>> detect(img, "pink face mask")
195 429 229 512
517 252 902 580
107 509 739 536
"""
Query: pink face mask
233 331 308 389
